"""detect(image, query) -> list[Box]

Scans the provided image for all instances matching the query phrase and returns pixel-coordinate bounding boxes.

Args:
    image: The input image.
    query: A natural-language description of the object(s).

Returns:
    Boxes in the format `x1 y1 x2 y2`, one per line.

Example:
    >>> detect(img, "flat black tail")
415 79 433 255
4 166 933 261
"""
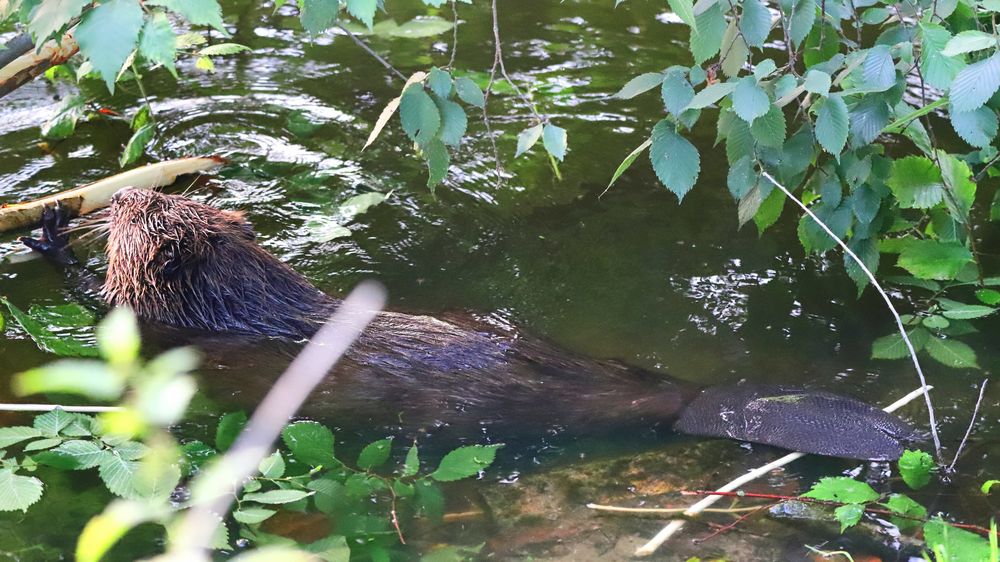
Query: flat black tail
673 384 919 461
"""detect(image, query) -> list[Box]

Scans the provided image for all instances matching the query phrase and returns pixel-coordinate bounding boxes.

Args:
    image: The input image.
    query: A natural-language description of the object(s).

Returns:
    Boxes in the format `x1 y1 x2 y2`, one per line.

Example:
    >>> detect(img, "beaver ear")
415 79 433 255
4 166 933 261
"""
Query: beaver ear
222 210 256 240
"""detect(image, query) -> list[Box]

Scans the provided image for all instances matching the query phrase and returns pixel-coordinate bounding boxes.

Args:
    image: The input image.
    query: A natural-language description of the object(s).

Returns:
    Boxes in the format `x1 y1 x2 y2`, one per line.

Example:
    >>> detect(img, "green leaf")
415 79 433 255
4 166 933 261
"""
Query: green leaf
139 12 177 77
728 155 756 199
923 315 950 329
47 440 106 470
399 85 440 147
924 518 993 562
739 0 770 47
427 67 452 99
862 45 896 92
803 22 839 68
542 123 567 161
198 42 250 56
216 411 247 452
850 96 890 146
975 289 1000 305
649 120 700 201
668 0 697 29
897 240 973 280
941 30 997 57
920 24 965 90
926 336 980 368
834 503 865 533
732 76 769 124
899 450 935 489
887 156 945 208
938 298 996 319
749 104 786 147
803 477 879 503
41 95 86 140
982 480 999 494
611 72 664 99
884 493 927 531
298 0 338 35
605 138 651 192
98 454 141 498
661 69 694 116
3 298 98 358
345 0 376 29
950 106 998 148
871 327 930 359
258 451 285 478
515 123 544 158
34 408 75 436
387 16 454 38
815 95 849 156
357 438 392 470
119 124 155 167
685 81 735 110
242 489 313 505
690 4 727 64
454 77 485 108
75 0 145 92
720 19 749 77
433 97 467 147
233 507 277 524
803 69 831 95
29 0 89 44
0 470 44 512
402 443 419 477
845 236 879 291
0 427 42 448
429 444 502 482
97 308 140 365
753 187 785 234
788 0 815 48
304 535 350 562
951 52 1000 112
281 421 336 467
425 139 450 189
148 0 226 33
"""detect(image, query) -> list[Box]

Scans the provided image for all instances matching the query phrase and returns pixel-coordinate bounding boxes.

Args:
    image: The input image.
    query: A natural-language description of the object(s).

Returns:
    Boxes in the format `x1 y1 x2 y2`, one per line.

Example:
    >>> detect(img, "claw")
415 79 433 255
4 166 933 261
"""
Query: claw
21 204 78 266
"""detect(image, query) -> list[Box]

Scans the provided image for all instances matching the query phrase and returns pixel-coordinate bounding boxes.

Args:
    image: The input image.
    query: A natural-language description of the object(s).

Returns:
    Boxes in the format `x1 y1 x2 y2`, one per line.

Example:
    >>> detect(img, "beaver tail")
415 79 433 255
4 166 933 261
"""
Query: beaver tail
673 384 919 461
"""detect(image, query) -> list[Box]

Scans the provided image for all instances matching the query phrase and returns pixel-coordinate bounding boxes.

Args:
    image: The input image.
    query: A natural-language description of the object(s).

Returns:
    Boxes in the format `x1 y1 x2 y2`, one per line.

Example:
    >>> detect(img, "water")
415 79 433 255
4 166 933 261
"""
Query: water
1 0 998 559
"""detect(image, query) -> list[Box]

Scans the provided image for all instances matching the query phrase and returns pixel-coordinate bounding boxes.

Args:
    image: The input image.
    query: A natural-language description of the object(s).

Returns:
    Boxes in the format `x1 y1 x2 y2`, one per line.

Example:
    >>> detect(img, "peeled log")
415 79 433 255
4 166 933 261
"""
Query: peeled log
0 32 79 98
0 156 226 232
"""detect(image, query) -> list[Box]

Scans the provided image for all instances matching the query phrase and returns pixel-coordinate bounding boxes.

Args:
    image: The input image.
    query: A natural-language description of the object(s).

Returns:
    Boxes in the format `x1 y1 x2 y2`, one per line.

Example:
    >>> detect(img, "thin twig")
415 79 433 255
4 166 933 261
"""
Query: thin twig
694 502 777 543
482 0 505 184
336 24 406 82
169 282 386 560
632 385 932 557
447 0 458 69
947 379 989 473
762 171 943 462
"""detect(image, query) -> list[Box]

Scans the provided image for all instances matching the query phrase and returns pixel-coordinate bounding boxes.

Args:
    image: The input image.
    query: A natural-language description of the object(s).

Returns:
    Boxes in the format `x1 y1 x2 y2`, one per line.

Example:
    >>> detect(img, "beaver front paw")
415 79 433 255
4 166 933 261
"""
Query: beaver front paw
19 202 78 266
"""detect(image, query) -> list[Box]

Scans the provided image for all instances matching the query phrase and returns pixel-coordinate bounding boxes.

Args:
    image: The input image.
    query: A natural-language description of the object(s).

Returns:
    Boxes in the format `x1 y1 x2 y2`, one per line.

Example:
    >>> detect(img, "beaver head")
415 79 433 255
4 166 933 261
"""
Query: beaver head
103 188 335 338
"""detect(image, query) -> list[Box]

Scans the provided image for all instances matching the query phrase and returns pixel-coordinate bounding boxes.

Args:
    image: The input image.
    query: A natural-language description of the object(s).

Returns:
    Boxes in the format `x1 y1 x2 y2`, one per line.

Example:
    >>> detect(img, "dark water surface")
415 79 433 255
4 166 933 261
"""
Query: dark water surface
1 0 998 559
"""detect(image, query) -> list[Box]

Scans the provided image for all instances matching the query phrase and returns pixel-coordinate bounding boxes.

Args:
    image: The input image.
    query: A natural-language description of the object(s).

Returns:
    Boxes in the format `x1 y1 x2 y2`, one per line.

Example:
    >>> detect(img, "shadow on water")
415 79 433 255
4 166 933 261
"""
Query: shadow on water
1 0 1000 559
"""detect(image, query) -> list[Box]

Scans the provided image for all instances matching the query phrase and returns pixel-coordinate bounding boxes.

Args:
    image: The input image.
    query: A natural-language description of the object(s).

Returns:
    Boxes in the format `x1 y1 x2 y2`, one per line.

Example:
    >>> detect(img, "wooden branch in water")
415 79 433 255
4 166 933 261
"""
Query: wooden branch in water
0 32 79 99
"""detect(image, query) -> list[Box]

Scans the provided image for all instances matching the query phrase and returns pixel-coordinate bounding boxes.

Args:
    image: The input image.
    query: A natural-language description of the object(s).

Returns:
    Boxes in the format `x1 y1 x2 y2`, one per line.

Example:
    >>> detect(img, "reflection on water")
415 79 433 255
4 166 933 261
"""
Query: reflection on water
1 0 999 558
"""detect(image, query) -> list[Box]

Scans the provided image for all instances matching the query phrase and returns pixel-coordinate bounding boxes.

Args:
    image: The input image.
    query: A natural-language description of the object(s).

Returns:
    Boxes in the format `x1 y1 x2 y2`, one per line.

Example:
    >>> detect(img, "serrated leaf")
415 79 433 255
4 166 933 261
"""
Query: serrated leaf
871 327 930 359
850 96 890 146
242 489 313 504
941 30 996 57
72 0 145 92
48 439 105 469
728 155 756 199
750 104 786 147
425 139 450 189
789 0 815 48
34 408 75 436
454 77 485 108
720 19 749 77
3 298 97 357
815 94 849 156
542 123 567 161
345 0 376 29
402 444 419 477
732 76 770 124
148 0 226 33
862 45 896 92
298 0 337 35
938 298 995 319
950 52 1000 112
432 97 467 146
29 0 89 45
233 507 276 524
399 86 440 147
685 81 735 110
357 438 392 470
515 123 543 158
803 69 831 95
98 454 141 498
119 124 155 167
258 451 285 478
281 421 336 467
363 96 401 150
845 236 879 291
920 24 965 90
611 72 664 99
739 0 771 47
897 240 973 280
661 69 694 116
753 187 785 234
899 450 935 488
804 22 839 68
950 106 999 148
139 12 177 77
429 444 502 482
0 427 42 448
884 493 927 530
834 503 865 533
427 67 452 99
887 156 945 208
198 42 250 56
0 470 44 512
803 476 879 503
215 411 247 452
24 437 62 451
668 0 697 29
606 138 651 192
923 518 993 561
691 4 727 64
738 183 763 228
649 120 701 201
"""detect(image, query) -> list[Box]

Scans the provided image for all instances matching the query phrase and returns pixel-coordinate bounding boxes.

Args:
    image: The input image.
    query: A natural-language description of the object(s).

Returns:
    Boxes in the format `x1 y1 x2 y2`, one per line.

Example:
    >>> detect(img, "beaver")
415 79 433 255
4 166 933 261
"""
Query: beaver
20 189 918 460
